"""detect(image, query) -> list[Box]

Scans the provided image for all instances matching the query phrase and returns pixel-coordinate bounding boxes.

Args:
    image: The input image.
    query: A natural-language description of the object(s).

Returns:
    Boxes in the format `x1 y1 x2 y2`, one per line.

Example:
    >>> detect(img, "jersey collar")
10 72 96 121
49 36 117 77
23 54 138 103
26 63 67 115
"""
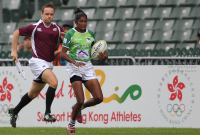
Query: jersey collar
73 28 88 34
39 19 52 28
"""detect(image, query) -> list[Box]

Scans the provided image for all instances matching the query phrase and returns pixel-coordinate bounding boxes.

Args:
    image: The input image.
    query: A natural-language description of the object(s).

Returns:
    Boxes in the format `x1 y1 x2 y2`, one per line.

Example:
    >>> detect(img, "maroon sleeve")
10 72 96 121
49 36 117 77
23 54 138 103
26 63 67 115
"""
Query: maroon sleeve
18 24 36 37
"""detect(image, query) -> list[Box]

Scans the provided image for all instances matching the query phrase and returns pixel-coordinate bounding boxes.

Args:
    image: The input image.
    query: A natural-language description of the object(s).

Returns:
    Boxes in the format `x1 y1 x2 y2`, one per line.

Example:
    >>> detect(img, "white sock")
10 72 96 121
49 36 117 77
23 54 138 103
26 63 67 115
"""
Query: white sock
69 119 75 126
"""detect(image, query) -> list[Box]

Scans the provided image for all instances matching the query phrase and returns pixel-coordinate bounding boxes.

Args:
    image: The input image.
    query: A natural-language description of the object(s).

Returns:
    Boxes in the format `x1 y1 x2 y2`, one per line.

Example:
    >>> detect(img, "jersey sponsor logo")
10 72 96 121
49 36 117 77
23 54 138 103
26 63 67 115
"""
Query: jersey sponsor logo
53 28 57 31
63 38 67 43
86 37 91 43
37 28 42 32
76 50 89 59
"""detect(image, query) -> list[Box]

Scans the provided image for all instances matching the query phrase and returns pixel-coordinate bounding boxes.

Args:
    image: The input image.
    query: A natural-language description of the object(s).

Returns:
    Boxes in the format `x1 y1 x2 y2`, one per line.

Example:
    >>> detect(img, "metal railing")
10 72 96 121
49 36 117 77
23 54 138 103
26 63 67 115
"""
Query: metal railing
135 57 200 65
0 59 29 66
107 56 136 65
1 57 199 66
0 57 136 66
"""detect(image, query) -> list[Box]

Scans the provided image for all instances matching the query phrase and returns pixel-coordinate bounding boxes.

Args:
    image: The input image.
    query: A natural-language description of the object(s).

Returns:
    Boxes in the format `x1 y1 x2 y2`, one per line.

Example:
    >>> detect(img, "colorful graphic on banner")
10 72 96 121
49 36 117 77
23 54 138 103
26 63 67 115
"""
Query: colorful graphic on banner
0 104 14 117
85 69 142 103
103 85 142 103
0 77 14 102
168 76 185 101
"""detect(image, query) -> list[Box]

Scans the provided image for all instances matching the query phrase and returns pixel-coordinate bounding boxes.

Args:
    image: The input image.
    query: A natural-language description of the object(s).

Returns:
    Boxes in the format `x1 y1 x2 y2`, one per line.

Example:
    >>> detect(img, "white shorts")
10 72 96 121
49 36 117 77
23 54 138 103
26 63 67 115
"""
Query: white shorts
29 57 53 81
66 60 97 81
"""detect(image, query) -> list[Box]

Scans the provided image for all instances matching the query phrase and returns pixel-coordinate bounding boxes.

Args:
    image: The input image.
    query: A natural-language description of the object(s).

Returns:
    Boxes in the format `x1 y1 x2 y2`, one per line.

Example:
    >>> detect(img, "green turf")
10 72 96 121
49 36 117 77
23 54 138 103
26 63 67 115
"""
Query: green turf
0 127 200 135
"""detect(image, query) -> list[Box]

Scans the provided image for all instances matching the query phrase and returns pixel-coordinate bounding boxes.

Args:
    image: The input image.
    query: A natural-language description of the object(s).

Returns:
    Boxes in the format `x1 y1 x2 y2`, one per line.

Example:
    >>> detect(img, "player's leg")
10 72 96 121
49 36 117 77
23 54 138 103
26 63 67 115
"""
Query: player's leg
41 69 58 122
8 81 46 128
82 79 103 108
71 62 103 123
29 58 58 122
68 76 84 134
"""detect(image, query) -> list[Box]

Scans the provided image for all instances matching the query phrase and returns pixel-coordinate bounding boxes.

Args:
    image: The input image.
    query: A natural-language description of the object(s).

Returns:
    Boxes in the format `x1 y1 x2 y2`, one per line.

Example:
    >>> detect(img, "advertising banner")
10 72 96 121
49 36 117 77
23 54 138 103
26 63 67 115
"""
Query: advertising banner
0 65 199 128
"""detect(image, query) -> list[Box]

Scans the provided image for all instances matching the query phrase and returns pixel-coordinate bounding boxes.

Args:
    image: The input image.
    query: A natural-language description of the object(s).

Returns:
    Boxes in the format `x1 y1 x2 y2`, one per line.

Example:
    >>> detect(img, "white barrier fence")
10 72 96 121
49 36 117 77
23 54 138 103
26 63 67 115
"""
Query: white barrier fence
0 65 199 128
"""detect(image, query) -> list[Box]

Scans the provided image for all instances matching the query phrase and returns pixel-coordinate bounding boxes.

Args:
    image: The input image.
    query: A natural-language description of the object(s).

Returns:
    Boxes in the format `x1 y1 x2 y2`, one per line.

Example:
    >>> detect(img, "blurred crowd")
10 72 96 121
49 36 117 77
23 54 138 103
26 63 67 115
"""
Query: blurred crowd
17 36 32 53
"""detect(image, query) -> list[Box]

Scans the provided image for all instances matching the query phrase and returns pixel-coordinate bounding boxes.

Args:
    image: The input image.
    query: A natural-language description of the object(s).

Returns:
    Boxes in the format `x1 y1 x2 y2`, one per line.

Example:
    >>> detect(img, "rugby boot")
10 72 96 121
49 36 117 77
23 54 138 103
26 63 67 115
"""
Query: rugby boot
44 113 56 122
67 125 75 134
8 108 18 128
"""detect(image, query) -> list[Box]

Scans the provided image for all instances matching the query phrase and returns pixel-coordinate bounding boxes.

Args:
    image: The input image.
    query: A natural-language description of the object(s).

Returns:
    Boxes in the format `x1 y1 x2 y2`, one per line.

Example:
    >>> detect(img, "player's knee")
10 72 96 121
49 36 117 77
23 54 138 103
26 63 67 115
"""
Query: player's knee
95 96 103 104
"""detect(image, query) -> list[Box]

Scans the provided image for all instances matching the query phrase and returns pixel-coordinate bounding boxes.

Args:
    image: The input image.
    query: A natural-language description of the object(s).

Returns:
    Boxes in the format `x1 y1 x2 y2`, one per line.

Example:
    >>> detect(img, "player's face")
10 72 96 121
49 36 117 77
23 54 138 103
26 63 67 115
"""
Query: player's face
63 26 72 33
41 7 54 24
76 16 87 31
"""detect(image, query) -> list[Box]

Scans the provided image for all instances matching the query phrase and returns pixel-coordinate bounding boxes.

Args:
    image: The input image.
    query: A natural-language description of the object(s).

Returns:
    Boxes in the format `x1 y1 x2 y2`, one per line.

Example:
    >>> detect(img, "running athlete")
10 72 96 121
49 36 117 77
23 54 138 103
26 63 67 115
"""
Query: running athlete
8 3 64 128
61 8 108 134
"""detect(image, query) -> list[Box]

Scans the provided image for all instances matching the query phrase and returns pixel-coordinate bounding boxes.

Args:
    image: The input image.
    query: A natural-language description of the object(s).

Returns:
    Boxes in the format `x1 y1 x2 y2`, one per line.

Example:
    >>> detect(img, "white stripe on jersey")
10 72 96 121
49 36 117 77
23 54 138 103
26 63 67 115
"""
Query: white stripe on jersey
62 45 69 48
52 22 61 42
31 19 43 57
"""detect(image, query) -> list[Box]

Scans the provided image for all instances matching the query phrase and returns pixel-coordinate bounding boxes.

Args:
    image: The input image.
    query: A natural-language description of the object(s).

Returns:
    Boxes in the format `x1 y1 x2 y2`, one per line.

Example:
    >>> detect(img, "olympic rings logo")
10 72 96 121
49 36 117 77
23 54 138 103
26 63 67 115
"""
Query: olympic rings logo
166 104 185 117
0 104 14 117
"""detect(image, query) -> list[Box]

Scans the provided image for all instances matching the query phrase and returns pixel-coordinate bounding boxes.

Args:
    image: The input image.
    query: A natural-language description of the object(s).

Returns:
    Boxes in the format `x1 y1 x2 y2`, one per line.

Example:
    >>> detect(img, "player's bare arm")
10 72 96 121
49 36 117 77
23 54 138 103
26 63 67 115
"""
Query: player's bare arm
60 32 66 41
11 30 20 61
54 49 62 56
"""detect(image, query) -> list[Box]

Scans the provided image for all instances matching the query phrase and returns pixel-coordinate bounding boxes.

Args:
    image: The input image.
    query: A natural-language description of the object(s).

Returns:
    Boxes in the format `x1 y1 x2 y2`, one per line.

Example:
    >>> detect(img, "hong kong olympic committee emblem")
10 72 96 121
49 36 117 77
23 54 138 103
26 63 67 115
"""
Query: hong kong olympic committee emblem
157 66 195 124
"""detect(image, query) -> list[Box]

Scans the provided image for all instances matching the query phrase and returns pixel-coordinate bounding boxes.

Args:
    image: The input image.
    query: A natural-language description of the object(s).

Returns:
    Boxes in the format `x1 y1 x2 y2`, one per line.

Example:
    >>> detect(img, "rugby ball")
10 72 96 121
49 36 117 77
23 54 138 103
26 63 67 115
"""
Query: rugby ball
91 40 107 60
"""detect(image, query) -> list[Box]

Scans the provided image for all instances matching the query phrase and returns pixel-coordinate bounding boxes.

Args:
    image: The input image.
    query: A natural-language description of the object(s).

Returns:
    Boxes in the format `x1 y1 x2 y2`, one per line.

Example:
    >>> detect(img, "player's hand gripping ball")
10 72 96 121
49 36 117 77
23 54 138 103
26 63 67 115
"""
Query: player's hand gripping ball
91 40 107 60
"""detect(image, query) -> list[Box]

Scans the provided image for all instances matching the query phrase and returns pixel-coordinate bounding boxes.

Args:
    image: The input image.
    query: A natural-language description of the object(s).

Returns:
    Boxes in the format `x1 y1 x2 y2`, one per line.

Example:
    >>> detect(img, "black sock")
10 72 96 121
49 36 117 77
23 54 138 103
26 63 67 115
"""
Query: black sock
13 93 32 115
45 86 56 114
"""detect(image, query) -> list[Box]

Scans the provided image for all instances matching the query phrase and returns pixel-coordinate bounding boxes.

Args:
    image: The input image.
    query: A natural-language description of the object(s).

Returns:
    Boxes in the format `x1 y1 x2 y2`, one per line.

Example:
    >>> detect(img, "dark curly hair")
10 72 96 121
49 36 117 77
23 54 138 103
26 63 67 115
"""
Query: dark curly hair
74 8 87 22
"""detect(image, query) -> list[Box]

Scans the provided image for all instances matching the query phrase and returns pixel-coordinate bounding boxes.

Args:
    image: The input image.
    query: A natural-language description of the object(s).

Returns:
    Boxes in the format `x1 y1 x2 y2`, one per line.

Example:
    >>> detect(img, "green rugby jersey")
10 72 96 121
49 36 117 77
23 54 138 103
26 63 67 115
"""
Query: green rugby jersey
62 28 95 62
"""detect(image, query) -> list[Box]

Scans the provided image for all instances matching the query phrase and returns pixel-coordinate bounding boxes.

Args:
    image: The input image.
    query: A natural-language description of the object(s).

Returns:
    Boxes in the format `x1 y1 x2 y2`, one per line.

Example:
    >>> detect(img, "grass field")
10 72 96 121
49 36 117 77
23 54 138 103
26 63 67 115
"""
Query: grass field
0 127 200 135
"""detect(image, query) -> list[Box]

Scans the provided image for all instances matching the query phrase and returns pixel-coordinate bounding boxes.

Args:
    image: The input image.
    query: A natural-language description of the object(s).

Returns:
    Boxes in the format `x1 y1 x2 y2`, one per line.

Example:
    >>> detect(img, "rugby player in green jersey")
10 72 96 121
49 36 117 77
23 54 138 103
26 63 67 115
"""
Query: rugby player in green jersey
61 8 108 134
